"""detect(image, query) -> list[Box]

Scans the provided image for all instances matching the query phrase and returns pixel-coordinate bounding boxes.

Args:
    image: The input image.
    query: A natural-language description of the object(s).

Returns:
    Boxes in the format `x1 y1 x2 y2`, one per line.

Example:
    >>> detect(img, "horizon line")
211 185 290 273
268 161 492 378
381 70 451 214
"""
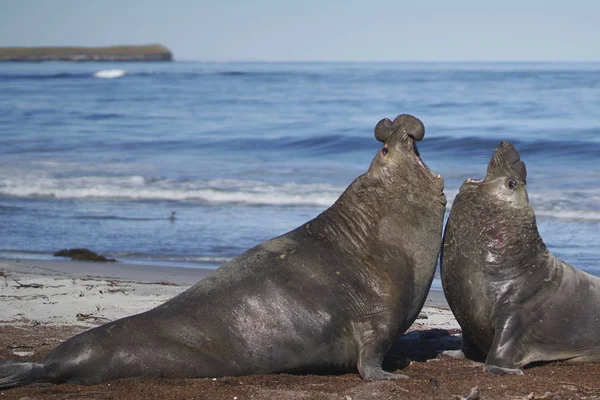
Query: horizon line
173 59 600 63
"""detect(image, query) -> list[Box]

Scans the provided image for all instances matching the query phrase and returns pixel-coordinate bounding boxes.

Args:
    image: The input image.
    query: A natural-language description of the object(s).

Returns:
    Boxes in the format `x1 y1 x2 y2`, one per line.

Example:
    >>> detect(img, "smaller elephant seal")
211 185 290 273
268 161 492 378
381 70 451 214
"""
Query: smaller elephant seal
0 114 446 388
441 140 600 375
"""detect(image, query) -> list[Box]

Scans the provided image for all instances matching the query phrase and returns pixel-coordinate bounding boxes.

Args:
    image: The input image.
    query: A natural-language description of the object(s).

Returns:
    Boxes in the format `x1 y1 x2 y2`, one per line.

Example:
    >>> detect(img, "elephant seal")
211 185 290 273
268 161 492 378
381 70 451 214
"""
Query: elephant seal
0 114 446 388
441 140 600 375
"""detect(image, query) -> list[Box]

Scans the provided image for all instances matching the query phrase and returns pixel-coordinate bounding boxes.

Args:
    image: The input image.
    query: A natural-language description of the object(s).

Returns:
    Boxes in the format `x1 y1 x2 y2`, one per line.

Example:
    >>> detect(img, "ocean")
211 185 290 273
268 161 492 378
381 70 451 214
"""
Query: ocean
0 61 599 288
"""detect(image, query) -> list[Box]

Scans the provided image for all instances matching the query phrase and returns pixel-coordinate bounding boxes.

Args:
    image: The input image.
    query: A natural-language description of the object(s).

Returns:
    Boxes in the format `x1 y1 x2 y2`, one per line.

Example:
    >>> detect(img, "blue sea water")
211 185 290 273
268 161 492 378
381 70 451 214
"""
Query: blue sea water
0 62 599 286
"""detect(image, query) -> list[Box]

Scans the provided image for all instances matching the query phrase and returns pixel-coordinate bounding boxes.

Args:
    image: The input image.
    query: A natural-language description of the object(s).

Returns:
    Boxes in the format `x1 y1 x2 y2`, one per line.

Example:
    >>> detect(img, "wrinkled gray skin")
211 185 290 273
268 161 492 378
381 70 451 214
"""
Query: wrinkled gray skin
441 141 600 375
0 114 446 388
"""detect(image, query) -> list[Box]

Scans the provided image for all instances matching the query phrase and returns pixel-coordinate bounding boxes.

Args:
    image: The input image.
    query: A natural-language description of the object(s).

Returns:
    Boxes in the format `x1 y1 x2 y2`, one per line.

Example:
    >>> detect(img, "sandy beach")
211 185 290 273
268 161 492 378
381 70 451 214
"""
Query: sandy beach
2 258 600 399
0 258 210 327
0 258 455 329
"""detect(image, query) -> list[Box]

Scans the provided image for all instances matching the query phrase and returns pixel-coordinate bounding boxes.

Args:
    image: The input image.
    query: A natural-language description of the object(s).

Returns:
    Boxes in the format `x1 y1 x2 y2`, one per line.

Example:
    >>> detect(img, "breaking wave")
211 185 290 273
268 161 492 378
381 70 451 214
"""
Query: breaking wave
529 191 600 222
94 69 126 79
1 173 599 221
0 175 341 208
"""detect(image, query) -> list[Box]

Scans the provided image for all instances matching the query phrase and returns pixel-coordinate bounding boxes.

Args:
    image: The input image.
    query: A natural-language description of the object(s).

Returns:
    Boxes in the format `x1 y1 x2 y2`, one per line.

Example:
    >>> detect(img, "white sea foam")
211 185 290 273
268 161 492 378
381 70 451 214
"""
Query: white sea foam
2 173 598 219
107 254 231 268
94 69 126 79
529 191 600 222
0 175 341 207
534 209 600 222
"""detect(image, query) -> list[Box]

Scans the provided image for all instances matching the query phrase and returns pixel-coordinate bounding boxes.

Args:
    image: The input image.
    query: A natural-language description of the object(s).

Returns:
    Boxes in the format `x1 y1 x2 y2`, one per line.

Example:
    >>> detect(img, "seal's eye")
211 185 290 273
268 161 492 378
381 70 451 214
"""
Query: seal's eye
508 179 517 190
381 147 388 156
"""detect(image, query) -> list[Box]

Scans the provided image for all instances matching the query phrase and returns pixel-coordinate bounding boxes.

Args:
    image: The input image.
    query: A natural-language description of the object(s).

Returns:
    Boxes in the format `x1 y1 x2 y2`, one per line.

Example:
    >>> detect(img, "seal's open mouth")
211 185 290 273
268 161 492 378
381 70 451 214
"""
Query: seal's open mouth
412 140 441 181
465 141 526 186
375 114 444 190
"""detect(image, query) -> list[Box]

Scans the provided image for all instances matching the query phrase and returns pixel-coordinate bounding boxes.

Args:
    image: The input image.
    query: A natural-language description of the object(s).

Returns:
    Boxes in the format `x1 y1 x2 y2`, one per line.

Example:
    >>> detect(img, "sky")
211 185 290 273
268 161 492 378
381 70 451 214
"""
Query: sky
1 0 599 62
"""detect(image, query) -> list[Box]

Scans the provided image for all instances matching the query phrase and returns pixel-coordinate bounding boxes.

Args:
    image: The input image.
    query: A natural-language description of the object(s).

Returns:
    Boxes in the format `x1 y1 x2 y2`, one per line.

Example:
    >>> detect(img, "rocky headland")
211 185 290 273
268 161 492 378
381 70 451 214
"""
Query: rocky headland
0 44 173 61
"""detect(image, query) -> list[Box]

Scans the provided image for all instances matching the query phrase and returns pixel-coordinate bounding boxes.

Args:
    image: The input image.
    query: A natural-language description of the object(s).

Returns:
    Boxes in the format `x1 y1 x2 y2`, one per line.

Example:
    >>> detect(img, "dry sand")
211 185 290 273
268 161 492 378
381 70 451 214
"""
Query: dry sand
0 258 456 330
0 258 205 327
1 258 600 399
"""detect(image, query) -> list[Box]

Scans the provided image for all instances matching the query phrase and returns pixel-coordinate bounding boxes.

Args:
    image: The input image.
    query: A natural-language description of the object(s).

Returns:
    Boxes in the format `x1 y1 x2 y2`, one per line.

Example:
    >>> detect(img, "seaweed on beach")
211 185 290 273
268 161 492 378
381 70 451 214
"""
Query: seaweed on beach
53 248 117 262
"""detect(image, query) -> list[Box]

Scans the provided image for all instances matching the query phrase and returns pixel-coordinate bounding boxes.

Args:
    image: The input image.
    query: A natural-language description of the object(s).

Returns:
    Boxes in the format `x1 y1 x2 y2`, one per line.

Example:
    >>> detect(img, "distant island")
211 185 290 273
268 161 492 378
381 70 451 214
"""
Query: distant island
0 44 173 62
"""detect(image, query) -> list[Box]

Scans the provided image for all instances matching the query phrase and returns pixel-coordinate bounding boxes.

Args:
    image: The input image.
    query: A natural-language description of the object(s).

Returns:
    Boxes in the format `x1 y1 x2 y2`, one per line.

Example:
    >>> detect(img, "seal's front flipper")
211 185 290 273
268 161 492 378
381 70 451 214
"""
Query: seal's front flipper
355 321 408 381
360 366 408 381
358 347 408 381
483 314 526 375
483 364 524 375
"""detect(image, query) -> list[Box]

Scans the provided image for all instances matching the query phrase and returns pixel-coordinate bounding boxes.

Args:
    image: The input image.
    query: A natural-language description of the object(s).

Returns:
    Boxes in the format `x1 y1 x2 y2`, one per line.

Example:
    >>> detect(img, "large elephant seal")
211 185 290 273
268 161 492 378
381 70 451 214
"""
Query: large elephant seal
441 140 600 375
0 114 446 388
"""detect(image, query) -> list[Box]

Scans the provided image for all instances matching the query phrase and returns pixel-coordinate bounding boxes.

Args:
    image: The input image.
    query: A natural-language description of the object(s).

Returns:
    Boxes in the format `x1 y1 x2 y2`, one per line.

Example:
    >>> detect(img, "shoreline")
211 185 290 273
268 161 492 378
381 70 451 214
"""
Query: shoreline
0 257 215 286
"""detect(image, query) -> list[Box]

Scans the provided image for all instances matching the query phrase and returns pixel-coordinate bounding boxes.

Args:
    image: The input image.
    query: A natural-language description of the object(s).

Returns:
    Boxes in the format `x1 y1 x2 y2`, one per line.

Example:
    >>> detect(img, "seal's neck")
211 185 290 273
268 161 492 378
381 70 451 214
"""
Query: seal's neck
311 174 442 261
480 209 549 279
315 176 382 255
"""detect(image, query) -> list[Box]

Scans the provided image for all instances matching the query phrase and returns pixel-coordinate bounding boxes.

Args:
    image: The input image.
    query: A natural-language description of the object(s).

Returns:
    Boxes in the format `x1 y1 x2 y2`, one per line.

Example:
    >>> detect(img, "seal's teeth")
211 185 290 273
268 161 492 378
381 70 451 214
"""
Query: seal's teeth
467 178 472 183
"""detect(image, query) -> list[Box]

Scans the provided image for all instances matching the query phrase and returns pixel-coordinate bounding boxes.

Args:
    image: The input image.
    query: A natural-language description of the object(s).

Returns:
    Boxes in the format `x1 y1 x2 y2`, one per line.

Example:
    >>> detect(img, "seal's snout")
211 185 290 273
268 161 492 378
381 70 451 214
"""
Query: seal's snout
374 118 393 143
374 114 424 143
393 114 425 142
486 140 527 182
496 141 521 164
